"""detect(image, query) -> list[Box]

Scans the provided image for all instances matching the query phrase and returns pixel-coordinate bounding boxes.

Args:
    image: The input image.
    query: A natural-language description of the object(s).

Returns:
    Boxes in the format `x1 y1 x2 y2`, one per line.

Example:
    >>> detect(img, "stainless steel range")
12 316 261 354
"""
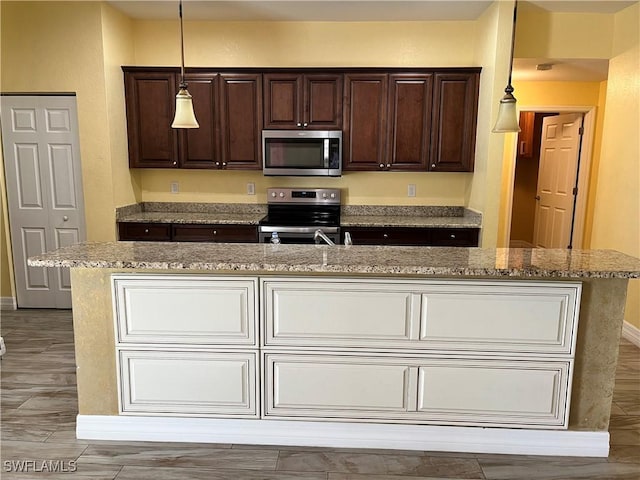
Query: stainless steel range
258 188 341 244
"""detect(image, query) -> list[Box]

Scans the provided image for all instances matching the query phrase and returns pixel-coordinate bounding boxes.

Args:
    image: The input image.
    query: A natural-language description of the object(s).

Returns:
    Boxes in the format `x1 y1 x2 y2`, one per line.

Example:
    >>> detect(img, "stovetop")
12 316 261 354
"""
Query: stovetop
260 188 342 228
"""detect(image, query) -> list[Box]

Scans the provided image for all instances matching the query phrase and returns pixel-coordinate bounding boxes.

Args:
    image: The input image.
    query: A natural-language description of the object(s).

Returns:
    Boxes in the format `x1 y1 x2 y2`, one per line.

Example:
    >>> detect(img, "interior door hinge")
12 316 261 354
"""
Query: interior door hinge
578 127 584 135
572 187 578 195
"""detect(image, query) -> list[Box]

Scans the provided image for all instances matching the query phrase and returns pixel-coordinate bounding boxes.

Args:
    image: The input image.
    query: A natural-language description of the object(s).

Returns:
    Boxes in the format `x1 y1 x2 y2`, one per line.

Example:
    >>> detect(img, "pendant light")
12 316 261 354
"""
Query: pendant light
171 0 199 129
492 0 520 133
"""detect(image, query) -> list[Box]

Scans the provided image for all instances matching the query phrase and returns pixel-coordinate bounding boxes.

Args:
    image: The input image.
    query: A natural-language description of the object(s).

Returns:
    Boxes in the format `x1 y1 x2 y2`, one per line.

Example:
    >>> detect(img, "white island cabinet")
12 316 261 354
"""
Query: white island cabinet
27 243 640 456
113 275 580 428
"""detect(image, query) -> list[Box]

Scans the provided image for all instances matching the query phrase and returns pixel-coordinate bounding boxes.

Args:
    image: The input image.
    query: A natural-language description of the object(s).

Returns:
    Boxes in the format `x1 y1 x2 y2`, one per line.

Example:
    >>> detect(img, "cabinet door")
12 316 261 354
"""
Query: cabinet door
387 74 432 171
343 74 388 171
429 228 479 246
118 222 171 241
430 72 479 172
417 359 571 427
113 274 257 345
262 278 421 348
219 73 263 169
125 71 179 168
172 224 258 243
263 73 302 129
179 74 219 169
119 350 257 416
265 353 418 419
304 74 343 129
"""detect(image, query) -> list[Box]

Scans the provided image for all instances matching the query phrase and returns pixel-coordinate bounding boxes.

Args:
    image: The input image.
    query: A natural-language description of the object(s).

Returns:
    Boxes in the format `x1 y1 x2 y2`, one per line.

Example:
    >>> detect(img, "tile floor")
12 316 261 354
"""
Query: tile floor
1 308 639 479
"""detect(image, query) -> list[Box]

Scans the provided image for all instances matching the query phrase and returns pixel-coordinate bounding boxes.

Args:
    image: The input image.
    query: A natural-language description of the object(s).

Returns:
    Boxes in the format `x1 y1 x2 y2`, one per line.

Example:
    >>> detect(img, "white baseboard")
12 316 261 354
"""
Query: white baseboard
622 320 640 348
76 415 610 457
0 297 17 310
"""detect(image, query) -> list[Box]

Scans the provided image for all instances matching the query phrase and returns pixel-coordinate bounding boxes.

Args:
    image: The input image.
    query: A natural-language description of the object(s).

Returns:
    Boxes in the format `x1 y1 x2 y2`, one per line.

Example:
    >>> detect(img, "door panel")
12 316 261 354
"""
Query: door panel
1 96 86 308
533 113 582 248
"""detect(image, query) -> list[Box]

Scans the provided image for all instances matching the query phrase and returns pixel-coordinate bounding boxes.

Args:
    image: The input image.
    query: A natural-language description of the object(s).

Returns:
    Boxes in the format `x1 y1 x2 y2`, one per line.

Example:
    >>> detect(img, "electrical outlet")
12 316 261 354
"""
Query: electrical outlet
407 184 416 197
170 181 179 194
247 182 255 195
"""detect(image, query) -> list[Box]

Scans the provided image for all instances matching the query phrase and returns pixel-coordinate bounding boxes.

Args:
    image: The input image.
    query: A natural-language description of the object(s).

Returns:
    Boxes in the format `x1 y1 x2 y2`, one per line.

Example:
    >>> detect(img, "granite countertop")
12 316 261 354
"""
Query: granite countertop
117 212 265 225
340 215 481 228
28 242 640 279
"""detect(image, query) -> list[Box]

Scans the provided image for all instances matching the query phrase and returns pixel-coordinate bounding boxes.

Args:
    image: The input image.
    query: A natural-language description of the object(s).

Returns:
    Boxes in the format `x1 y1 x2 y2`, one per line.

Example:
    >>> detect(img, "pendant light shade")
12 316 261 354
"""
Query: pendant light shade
171 0 199 129
172 88 199 128
492 1 520 133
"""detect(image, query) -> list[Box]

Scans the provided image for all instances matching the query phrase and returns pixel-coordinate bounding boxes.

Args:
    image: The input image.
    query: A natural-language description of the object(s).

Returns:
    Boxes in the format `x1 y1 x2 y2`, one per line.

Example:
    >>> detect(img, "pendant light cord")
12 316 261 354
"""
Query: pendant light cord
179 0 186 89
505 0 518 94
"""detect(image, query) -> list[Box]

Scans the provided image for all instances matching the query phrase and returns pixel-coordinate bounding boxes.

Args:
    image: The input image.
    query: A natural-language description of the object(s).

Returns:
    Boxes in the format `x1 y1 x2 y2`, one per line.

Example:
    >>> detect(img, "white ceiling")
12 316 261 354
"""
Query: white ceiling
107 0 636 81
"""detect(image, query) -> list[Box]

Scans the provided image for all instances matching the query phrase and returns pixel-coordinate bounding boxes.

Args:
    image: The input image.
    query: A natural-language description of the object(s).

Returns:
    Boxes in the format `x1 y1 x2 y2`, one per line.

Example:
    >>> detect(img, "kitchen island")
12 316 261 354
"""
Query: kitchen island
29 243 640 457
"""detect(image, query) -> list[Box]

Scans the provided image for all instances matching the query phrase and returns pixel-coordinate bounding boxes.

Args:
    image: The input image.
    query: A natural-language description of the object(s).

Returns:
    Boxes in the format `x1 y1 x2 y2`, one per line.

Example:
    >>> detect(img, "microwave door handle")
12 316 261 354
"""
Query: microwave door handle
323 138 330 168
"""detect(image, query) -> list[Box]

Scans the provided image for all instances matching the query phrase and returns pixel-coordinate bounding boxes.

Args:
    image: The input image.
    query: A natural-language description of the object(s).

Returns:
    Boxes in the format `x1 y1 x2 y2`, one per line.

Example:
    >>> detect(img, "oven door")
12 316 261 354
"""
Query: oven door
258 226 340 244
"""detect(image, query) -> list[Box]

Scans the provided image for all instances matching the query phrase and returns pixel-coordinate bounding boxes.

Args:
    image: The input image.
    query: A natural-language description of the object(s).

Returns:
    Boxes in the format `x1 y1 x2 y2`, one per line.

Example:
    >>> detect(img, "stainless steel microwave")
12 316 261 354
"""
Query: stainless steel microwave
262 130 342 177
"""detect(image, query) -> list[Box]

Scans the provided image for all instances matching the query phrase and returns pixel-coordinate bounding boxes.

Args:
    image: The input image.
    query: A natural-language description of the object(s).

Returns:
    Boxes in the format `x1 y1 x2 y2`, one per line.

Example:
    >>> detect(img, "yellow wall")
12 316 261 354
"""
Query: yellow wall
0 158 15 299
590 3 640 328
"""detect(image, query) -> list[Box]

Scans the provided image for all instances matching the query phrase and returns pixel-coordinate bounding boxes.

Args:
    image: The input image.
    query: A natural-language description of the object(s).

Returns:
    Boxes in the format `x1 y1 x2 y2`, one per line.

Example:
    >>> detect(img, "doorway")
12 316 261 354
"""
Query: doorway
505 106 595 249
1 95 86 308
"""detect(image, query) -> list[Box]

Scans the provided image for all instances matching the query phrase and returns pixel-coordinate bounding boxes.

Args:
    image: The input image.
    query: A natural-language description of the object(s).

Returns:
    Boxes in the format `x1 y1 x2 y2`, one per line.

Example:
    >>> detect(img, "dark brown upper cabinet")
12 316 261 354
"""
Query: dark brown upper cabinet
263 73 343 130
386 74 433 171
219 73 263 170
125 71 179 168
179 73 219 169
343 73 389 171
429 72 479 172
124 68 262 170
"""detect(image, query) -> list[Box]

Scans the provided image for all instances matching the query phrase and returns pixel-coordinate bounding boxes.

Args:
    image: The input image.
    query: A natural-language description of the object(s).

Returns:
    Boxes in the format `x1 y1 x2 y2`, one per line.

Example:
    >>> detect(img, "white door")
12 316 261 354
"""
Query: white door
1 95 86 308
533 113 583 248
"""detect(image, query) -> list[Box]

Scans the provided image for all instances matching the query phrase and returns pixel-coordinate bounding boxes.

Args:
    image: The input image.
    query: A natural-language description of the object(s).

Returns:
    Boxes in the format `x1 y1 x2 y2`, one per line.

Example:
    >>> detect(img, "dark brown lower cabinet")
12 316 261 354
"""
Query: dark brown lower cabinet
172 224 258 243
118 222 258 243
342 227 479 247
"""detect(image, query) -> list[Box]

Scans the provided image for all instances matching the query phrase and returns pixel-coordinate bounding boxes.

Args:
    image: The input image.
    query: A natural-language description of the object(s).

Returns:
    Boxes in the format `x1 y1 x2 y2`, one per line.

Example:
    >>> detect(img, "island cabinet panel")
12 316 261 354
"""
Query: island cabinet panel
263 73 343 129
387 74 433 171
125 71 179 168
429 72 479 172
113 275 257 346
262 280 421 348
119 350 258 416
343 73 389 171
219 73 263 169
419 283 580 354
416 359 570 427
265 354 418 418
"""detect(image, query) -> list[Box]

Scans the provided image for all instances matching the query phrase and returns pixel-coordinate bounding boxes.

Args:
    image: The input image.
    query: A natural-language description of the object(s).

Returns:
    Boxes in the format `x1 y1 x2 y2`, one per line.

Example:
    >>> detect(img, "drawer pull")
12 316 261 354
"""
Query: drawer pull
213 230 217 235
450 234 456 239
379 163 384 168
144 229 149 234
383 233 388 239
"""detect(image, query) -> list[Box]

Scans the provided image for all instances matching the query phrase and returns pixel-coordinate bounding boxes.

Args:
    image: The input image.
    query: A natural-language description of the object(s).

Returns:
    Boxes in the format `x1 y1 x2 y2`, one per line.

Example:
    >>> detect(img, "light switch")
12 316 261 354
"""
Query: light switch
170 182 179 194
247 182 255 195
407 184 416 197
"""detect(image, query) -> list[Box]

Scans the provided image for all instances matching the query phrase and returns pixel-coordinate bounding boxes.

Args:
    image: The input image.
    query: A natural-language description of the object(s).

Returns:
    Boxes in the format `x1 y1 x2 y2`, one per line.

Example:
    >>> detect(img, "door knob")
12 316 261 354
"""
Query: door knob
62 215 69 221
535 195 541 201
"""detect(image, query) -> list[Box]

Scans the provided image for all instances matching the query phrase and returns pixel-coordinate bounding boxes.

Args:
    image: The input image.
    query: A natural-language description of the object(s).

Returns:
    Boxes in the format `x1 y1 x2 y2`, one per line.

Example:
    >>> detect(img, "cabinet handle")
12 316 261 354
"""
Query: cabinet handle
222 162 227 167
297 122 302 127
213 230 217 235
172 161 177 166
379 163 385 168
303 122 308 127
431 164 436 169
215 161 220 167
386 164 391 168
144 229 149 234
450 234 456 239
383 233 388 239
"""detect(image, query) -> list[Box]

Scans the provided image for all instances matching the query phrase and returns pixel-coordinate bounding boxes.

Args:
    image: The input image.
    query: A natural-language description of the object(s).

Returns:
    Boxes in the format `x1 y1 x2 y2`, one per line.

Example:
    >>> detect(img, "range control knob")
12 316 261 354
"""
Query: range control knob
330 193 336 199
322 193 328 199
271 192 277 198
279 192 285 198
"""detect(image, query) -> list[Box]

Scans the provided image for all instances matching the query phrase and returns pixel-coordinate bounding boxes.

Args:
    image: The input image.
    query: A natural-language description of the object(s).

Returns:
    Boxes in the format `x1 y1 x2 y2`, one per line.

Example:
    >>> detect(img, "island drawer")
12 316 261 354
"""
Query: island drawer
113 275 258 346
264 352 571 427
261 278 581 355
119 350 258 416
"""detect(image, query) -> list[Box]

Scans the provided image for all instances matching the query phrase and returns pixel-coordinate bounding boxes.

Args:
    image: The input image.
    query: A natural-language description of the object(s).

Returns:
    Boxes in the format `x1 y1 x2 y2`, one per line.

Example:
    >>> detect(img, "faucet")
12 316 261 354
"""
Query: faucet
314 229 335 246
344 231 353 246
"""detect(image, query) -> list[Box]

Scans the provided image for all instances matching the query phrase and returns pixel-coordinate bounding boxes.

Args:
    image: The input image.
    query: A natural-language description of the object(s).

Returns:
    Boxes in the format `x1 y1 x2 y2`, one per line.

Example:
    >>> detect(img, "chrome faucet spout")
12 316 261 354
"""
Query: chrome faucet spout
314 229 335 246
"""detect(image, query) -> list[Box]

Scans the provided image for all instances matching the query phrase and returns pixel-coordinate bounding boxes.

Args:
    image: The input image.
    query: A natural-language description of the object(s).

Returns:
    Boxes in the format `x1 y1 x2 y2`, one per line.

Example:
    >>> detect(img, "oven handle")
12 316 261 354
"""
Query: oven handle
259 226 340 234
